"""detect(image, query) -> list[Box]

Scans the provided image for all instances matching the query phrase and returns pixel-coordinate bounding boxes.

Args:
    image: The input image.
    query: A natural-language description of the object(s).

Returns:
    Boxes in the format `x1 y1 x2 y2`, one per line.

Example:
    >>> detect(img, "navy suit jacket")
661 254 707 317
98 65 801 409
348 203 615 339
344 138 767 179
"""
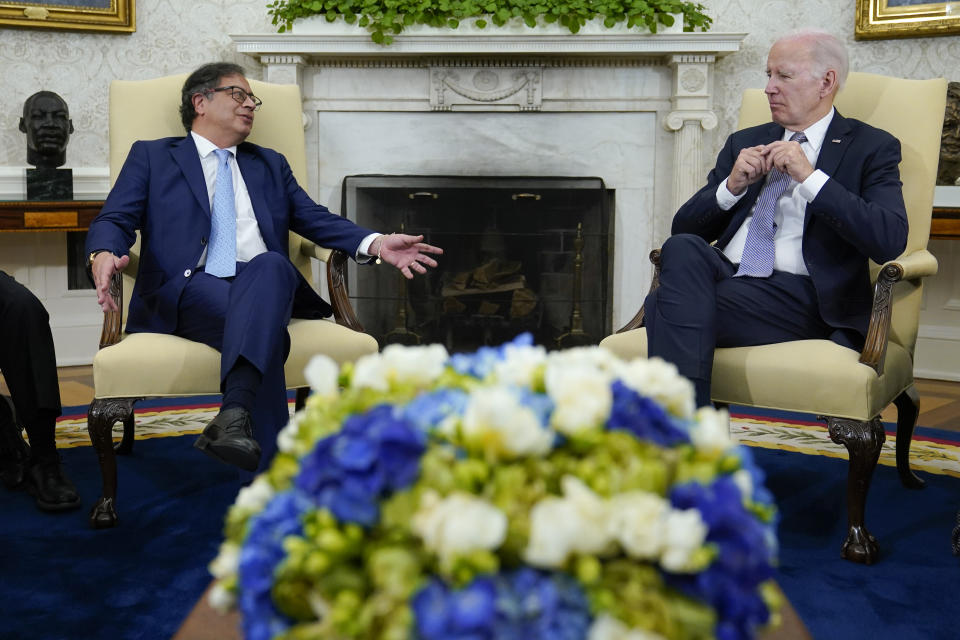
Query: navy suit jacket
672 111 908 340
86 136 375 335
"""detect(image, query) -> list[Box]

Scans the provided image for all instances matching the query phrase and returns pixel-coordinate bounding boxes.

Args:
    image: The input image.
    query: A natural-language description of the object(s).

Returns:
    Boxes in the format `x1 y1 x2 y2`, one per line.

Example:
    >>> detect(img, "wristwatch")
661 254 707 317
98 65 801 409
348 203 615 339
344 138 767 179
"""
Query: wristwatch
88 250 107 267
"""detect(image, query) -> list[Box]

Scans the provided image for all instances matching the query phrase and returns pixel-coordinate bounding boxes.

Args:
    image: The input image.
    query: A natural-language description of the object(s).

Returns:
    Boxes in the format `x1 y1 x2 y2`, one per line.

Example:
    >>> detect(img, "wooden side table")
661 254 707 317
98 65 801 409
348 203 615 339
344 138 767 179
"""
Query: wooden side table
0 199 103 232
932 206 960 239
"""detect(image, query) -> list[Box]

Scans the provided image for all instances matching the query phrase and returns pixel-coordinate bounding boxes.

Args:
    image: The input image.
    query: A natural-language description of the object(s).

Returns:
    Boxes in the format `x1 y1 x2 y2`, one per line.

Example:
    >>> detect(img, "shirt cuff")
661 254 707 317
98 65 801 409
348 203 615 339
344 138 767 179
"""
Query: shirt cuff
357 232 382 263
796 169 829 202
716 178 746 211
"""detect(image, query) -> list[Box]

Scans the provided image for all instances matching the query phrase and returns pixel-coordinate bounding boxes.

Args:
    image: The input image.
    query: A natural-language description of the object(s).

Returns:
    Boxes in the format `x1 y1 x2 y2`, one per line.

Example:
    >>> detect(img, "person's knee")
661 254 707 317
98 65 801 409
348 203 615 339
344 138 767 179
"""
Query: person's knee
4 280 50 326
246 251 298 283
661 233 707 261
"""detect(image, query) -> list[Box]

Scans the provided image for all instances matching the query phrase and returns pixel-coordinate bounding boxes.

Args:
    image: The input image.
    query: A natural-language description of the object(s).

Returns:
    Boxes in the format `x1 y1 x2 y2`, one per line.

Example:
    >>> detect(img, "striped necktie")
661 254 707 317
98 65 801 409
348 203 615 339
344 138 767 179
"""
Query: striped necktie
734 131 807 278
205 149 237 278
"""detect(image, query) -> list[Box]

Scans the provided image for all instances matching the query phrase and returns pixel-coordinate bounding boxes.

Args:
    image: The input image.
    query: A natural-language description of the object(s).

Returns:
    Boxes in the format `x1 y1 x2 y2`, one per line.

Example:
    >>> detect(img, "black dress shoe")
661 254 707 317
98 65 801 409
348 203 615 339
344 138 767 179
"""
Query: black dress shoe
25 456 81 512
0 397 31 490
194 407 261 472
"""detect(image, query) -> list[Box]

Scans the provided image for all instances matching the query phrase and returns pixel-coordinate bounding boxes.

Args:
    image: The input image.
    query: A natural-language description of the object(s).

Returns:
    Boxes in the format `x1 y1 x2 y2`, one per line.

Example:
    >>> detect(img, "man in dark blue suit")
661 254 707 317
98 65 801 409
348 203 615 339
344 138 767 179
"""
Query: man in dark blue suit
644 30 908 407
86 62 442 471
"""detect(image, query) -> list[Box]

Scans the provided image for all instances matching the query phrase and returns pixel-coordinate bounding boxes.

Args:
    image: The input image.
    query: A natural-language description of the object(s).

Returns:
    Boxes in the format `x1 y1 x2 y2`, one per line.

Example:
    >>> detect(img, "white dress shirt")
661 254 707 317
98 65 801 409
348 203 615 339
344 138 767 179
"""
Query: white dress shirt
191 131 381 266
716 108 835 276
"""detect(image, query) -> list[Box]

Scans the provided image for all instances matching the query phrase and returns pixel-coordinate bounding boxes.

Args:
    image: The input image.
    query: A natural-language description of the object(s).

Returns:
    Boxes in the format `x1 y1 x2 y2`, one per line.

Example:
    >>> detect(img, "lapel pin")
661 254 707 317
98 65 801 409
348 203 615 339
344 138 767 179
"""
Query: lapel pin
831 139 842 143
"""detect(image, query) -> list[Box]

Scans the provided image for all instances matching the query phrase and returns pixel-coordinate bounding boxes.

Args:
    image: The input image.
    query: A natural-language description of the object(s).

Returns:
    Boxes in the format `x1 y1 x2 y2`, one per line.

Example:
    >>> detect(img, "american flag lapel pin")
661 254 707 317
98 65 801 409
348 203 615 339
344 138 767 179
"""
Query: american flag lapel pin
831 139 842 143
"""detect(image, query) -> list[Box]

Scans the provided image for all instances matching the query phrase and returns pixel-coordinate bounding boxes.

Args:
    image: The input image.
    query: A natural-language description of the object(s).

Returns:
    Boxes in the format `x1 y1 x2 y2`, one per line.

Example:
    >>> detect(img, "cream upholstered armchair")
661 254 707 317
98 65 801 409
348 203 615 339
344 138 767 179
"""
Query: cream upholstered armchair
87 74 379 529
600 72 947 564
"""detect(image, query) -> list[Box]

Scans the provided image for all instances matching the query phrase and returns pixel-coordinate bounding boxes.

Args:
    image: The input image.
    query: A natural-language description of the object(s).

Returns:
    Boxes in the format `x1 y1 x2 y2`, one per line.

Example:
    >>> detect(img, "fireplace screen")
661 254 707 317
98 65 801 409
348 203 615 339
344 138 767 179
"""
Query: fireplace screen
341 176 612 353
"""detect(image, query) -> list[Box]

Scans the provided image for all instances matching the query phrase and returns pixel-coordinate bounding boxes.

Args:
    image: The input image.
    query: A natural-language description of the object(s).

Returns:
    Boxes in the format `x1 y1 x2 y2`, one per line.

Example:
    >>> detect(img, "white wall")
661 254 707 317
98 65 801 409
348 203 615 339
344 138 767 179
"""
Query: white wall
1 0 958 375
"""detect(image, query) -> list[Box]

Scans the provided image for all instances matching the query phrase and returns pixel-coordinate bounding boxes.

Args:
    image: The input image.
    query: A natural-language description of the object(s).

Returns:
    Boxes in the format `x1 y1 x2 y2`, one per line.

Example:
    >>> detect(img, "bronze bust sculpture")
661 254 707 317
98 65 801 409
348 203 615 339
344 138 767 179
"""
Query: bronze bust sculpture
19 91 74 169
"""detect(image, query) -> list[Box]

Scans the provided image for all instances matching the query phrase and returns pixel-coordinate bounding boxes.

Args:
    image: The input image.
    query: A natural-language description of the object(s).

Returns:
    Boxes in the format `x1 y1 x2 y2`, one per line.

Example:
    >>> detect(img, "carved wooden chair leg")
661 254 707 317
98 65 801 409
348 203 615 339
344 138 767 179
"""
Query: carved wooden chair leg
87 397 137 529
114 411 136 455
893 385 924 489
295 387 309 412
825 415 884 564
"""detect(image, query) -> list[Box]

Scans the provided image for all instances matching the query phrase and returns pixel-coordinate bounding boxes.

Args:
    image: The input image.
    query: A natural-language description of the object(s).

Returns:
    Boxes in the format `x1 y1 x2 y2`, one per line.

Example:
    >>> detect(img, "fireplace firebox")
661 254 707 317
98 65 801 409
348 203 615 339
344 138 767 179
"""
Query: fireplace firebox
341 176 612 353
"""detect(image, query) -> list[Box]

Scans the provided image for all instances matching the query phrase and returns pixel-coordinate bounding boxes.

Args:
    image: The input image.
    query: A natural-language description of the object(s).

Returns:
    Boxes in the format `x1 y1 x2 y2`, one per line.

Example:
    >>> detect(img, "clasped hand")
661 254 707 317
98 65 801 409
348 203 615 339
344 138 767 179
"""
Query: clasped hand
376 233 443 279
726 140 812 196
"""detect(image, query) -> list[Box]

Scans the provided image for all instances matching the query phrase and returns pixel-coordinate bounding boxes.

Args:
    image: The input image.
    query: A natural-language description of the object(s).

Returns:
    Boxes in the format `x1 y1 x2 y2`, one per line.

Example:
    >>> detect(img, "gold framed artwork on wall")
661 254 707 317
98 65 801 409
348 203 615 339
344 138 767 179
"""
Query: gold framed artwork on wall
856 0 960 39
0 0 135 33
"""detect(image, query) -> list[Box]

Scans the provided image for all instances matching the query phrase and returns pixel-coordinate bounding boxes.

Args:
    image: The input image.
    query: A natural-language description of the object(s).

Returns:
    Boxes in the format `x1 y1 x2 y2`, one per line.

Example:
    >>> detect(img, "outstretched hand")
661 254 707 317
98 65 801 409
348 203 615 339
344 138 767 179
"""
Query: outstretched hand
375 233 443 279
91 252 131 313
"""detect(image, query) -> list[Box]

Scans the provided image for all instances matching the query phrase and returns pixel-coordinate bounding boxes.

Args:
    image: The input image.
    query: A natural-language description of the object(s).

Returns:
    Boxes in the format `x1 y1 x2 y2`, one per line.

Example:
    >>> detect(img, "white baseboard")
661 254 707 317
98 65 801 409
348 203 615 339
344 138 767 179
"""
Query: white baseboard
914 324 960 382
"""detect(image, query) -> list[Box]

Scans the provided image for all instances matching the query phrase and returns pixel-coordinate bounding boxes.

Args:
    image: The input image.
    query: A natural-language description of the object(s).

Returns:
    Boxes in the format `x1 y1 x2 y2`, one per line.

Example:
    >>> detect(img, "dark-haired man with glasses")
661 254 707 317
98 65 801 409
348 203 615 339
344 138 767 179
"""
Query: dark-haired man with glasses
87 62 442 473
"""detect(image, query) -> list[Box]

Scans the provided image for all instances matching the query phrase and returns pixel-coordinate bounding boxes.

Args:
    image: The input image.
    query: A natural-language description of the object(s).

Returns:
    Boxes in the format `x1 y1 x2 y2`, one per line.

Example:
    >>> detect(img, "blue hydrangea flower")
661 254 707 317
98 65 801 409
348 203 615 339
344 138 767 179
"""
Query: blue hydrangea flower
450 333 535 379
237 490 311 640
667 477 777 640
400 388 470 434
607 380 691 447
413 569 591 640
294 405 426 527
733 446 776 508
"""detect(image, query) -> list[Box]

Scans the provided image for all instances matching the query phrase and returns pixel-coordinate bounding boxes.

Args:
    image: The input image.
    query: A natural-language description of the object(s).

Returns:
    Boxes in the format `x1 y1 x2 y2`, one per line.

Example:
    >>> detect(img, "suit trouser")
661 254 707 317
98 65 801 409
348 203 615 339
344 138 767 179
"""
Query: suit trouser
643 234 835 407
174 252 299 472
0 271 60 458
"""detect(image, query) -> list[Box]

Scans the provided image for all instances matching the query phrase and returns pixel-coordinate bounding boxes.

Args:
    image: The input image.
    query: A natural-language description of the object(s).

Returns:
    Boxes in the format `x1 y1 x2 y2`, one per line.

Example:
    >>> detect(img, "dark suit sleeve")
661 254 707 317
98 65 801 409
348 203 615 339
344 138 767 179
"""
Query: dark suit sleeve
807 133 908 264
671 132 743 243
84 141 147 258
277 155 375 257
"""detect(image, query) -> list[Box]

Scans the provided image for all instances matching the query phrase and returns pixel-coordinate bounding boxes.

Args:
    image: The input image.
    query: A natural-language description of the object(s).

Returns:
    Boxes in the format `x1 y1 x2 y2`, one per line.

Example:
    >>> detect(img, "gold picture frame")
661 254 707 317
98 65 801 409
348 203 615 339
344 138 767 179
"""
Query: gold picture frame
0 0 135 33
856 0 960 39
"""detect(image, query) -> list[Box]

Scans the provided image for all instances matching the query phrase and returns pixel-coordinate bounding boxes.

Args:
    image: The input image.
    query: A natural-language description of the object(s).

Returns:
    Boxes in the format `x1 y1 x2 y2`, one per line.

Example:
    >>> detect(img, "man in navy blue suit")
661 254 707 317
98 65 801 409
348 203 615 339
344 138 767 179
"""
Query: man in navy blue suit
86 62 442 472
644 30 908 407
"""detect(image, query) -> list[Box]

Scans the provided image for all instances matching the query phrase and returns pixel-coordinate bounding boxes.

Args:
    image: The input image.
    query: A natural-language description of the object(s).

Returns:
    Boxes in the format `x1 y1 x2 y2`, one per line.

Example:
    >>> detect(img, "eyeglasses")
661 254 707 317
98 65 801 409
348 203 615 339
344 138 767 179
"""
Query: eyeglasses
204 85 262 111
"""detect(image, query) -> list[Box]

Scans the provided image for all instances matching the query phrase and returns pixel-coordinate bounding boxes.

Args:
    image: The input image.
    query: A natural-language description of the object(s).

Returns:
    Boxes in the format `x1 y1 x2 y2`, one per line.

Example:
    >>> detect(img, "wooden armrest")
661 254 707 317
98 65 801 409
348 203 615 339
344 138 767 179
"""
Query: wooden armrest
98 250 138 349
858 250 937 375
616 249 662 333
324 249 365 332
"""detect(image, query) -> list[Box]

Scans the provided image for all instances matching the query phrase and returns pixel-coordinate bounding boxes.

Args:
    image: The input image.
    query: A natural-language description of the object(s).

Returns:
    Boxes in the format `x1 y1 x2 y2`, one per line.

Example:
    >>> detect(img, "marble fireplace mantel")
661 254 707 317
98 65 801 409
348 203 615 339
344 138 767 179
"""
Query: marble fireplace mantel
232 28 747 328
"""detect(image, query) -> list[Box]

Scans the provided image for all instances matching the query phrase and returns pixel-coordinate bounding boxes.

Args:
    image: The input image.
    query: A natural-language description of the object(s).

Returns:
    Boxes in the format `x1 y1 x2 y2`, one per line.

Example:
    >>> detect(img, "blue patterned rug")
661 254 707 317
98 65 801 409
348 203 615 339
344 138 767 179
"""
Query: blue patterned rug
0 399 957 639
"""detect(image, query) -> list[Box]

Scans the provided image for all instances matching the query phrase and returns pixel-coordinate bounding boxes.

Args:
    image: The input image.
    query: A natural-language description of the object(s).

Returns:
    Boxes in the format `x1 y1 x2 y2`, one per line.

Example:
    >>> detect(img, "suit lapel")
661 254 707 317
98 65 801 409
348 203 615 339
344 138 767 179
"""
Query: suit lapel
814 110 853 178
171 137 210 216
236 146 280 251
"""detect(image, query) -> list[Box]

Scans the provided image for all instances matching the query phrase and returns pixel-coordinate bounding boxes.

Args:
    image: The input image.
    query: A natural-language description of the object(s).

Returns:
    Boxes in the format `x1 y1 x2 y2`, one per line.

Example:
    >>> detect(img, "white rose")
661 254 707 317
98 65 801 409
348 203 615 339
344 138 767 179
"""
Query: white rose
351 343 450 391
547 345 614 373
233 476 275 511
492 342 547 386
659 508 708 573
607 491 669 559
732 468 754 502
588 614 667 640
411 490 507 563
612 357 695 419
524 497 581 568
304 354 339 397
208 542 239 579
524 476 612 567
461 386 553 458
276 412 302 454
545 365 612 435
207 581 236 613
690 406 733 453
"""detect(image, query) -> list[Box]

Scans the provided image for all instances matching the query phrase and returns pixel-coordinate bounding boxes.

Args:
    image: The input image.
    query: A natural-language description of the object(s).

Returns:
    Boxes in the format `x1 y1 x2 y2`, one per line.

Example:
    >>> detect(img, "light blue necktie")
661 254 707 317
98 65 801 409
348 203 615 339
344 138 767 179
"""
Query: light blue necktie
206 149 237 278
735 131 807 278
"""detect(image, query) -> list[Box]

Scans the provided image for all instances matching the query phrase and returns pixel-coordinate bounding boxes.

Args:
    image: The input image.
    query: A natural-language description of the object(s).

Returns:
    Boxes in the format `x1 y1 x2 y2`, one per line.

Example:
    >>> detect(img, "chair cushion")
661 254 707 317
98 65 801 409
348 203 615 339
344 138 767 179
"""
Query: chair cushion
599 329 914 421
93 318 379 399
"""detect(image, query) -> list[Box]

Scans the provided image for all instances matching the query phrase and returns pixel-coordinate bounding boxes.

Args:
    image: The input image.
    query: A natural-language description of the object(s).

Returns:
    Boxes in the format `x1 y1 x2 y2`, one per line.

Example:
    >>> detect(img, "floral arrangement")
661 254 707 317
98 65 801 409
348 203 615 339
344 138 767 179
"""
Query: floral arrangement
208 335 780 640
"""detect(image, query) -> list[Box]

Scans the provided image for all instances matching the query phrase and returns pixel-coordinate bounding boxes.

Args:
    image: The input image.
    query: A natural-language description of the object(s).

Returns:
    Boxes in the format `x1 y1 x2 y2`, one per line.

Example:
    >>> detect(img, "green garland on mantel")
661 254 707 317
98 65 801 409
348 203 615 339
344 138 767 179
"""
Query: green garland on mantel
267 0 712 45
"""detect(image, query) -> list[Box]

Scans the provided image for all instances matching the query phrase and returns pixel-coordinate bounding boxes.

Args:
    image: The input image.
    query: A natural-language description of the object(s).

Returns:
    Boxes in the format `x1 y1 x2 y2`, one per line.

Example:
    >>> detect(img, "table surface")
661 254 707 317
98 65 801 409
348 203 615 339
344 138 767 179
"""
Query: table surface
173 583 813 640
